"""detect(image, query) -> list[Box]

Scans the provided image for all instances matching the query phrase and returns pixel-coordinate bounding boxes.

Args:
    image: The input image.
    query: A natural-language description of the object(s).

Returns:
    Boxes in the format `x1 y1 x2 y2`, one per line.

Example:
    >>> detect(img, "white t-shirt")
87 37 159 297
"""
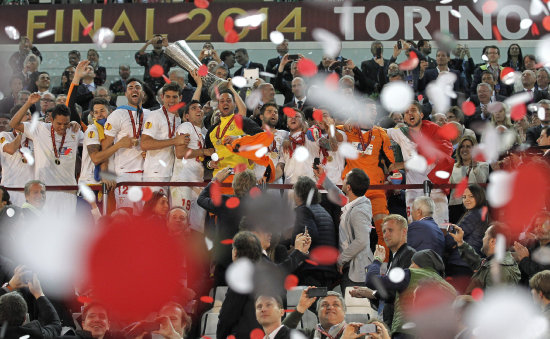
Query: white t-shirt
0 131 34 187
386 127 432 186
281 131 320 184
22 121 83 185
104 107 150 176
321 131 346 185
79 124 115 185
253 129 289 183
142 107 181 178
171 122 205 182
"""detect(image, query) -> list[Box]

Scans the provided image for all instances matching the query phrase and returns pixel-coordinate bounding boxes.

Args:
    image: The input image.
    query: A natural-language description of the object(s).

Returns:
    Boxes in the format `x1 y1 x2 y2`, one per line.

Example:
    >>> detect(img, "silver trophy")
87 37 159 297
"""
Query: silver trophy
165 40 223 89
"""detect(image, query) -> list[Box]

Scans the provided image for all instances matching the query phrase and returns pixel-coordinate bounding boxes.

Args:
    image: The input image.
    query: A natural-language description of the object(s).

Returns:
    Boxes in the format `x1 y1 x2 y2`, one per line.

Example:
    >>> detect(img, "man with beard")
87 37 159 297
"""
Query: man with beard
135 34 176 92
386 101 454 226
102 78 151 211
254 103 288 184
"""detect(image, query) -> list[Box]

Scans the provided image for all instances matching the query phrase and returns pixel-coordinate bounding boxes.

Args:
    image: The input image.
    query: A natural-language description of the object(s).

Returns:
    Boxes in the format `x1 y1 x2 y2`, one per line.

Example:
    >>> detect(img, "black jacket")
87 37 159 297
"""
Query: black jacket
2 295 62 339
234 62 265 77
526 125 544 146
217 288 262 339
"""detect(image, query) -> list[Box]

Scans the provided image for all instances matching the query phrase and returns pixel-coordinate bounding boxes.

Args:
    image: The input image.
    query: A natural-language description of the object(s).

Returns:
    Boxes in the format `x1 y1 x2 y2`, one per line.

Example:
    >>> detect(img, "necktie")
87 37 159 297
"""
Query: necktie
297 100 303 110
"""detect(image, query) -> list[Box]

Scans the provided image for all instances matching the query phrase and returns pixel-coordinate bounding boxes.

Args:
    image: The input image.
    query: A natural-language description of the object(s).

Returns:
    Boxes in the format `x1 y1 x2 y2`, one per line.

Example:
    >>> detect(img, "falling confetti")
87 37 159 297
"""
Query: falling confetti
453 177 469 198
234 12 266 28
312 28 341 59
198 64 208 77
226 258 254 294
380 81 414 113
224 16 234 31
78 183 96 204
20 147 34 165
225 197 240 209
36 29 55 39
293 146 309 162
200 296 214 303
492 25 502 41
6 208 15 218
220 239 234 245
313 109 324 122
510 104 526 121
284 274 299 290
450 9 461 18
482 0 498 14
471 287 484 301
461 101 476 116
543 16 550 31
338 142 359 160
141 187 153 201
283 107 296 118
399 51 419 71
4 26 20 40
93 27 115 48
520 18 533 30
195 0 209 9
388 267 406 283
296 58 318 77
149 65 164 78
487 170 515 208
269 31 284 45
435 171 450 179
167 13 189 24
128 186 143 202
437 123 459 140
235 114 243 130
169 102 186 113
224 29 239 43
310 246 339 265
83 21 94 36
255 147 268 158
405 154 428 173
210 180 221 206
231 76 247 88
250 329 265 339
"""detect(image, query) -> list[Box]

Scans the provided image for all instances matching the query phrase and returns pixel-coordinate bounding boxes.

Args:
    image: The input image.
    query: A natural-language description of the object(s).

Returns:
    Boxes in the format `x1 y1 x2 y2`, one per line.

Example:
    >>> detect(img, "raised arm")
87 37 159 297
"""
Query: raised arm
89 136 134 166
227 79 246 117
189 69 203 102
9 92 40 133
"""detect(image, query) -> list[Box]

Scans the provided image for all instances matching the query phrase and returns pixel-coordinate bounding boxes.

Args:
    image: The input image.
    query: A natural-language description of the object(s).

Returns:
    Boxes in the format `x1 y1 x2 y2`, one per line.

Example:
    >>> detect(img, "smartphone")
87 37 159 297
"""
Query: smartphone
397 40 402 49
228 168 235 175
304 226 308 236
205 49 212 56
22 271 33 284
313 157 320 170
307 287 328 298
288 54 300 61
447 224 456 234
375 47 382 58
359 324 377 334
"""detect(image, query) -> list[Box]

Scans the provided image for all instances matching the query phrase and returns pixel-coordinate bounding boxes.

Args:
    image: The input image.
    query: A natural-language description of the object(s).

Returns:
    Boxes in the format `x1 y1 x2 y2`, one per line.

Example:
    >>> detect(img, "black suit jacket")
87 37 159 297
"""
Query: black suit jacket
234 61 265 77
417 68 462 93
273 325 292 339
360 58 390 93
1 295 61 339
515 89 550 105
266 56 292 84
217 288 262 339
526 125 544 146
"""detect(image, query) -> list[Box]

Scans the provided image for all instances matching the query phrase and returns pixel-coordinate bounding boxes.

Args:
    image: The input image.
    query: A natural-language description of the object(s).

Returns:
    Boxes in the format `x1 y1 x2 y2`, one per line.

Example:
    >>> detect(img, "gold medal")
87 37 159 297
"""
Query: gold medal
270 152 278 159
327 155 333 162
22 158 27 164
55 159 61 165
142 151 147 159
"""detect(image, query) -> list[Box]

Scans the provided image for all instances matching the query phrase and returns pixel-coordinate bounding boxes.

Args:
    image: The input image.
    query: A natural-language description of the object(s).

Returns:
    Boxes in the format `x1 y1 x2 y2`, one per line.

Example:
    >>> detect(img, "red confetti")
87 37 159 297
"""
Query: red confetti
500 67 514 81
141 187 153 201
210 180 221 206
202 337 212 339
149 64 164 78
162 74 171 84
284 274 299 290
511 104 526 121
250 328 264 339
200 296 214 303
224 29 239 44
310 246 339 265
325 72 339 89
195 0 209 8
313 109 324 122
296 58 318 77
531 23 540 36
169 102 186 113
461 101 476 116
249 186 262 198
453 177 469 199
316 171 327 188
64 148 72 155
86 219 184 321
471 287 484 301
543 16 550 31
224 17 234 31
214 85 220 100
492 25 502 41
339 194 348 206
305 259 319 266
473 151 486 163
77 295 93 304
284 309 295 313
198 64 208 77
220 239 234 245
234 163 247 174
283 107 296 117
226 196 240 209
437 123 459 141
235 114 243 130
83 21 94 36
481 206 489 221
482 0 497 14
399 51 419 71
417 94 423 102
227 336 236 339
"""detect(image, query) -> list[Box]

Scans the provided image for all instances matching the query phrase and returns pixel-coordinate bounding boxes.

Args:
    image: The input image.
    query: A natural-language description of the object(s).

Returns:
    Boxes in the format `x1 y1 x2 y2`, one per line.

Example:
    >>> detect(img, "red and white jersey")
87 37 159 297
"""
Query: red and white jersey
0 131 34 187
254 129 289 183
281 131 320 184
142 107 181 178
171 122 206 182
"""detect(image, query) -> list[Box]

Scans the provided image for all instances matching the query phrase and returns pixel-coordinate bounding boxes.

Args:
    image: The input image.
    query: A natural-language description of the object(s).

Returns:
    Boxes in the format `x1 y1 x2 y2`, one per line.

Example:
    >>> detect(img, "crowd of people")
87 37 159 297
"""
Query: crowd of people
0 29 549 339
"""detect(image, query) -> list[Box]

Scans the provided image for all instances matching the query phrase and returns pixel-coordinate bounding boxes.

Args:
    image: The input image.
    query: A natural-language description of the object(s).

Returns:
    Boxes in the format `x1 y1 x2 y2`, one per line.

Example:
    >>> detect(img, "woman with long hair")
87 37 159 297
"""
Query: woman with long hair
142 191 171 225
502 43 524 71
457 184 490 254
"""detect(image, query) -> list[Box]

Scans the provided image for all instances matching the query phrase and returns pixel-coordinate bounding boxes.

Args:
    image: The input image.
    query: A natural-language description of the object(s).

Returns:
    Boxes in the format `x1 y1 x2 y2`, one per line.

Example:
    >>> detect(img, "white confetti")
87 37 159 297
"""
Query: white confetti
501 71 521 86
339 1 354 39
92 27 115 49
29 112 40 133
78 183 96 204
402 322 417 330
127 186 143 202
440 0 452 3
211 153 219 162
293 146 309 162
504 92 532 108
380 81 414 113
231 76 247 88
405 154 428 173
482 54 489 61
290 330 307 339
259 71 275 78
530 0 548 16
204 237 213 251
36 30 55 39
4 26 20 40
329 124 335 138
181 157 187 165
536 35 550 66
167 13 189 24
226 258 254 294
435 171 450 179
450 9 461 18
494 234 506 263
538 105 547 121
487 171 515 208
388 267 405 283
235 12 266 28
159 159 167 167
0 92 4 101
6 208 15 218
255 146 268 158
245 90 262 110
20 147 34 165
520 18 533 30
19 335 30 339
269 31 284 45
532 247 550 264
312 28 341 59
337 142 359 160
306 188 314 207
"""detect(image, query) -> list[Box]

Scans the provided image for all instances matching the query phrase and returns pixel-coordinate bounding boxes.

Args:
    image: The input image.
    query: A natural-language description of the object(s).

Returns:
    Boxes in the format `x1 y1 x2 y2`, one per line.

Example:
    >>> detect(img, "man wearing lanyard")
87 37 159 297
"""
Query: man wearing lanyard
0 103 33 207
102 78 150 212
204 83 262 193
9 93 83 216
340 120 395 258
141 82 189 194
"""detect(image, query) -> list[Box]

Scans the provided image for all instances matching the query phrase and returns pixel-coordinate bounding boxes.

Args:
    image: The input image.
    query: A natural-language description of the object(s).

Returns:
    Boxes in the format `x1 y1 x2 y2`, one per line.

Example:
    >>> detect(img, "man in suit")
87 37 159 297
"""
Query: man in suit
220 50 236 77
407 196 445 258
516 70 550 104
74 64 96 111
360 40 394 94
417 50 462 94
282 77 311 112
266 39 291 83
466 83 501 128
537 68 549 93
255 295 292 339
417 39 437 69
526 100 550 146
109 64 131 97
234 48 264 77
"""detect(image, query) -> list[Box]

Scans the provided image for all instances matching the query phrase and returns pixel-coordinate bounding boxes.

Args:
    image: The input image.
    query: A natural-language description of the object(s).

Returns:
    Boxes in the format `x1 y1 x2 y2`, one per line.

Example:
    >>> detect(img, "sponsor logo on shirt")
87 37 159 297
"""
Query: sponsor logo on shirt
145 122 152 129
105 123 112 131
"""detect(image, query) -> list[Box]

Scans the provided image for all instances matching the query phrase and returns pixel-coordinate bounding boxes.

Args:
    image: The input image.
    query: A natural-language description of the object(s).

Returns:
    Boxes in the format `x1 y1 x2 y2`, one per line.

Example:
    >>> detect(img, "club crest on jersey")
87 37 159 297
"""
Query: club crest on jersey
0 137 4 144
105 123 112 131
88 131 95 138
145 122 152 129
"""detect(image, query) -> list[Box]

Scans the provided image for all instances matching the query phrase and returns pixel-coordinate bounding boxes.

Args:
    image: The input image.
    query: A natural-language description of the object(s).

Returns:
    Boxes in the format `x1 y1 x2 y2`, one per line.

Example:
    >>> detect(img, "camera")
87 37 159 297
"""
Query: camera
313 157 321 170
359 324 377 334
447 224 456 234
288 54 300 61
375 47 382 58
397 40 402 49
307 287 328 298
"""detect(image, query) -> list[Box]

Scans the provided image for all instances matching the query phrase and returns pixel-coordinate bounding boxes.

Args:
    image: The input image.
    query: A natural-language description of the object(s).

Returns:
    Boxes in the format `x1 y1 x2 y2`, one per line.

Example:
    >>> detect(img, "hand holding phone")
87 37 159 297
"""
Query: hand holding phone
307 287 327 298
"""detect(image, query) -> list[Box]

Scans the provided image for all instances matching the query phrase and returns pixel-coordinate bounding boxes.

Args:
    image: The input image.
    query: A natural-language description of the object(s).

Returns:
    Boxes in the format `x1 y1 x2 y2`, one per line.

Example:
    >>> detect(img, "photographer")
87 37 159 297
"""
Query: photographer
135 34 176 92
125 302 191 339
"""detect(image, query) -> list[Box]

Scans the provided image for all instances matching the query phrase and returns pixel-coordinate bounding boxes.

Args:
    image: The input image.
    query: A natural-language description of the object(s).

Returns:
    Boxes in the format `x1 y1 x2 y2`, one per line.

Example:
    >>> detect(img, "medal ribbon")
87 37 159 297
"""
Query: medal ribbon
192 125 205 162
162 106 176 138
14 131 29 160
357 129 373 152
128 109 144 139
50 126 66 161
316 324 346 339
215 114 236 143
288 132 305 158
